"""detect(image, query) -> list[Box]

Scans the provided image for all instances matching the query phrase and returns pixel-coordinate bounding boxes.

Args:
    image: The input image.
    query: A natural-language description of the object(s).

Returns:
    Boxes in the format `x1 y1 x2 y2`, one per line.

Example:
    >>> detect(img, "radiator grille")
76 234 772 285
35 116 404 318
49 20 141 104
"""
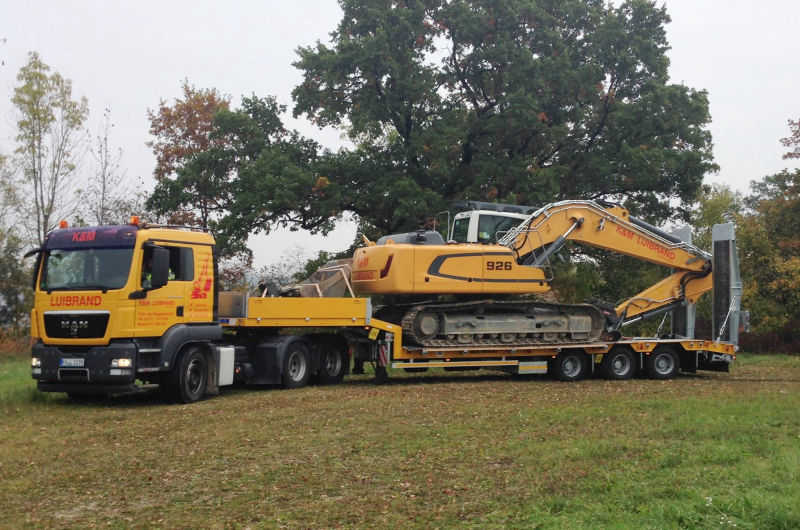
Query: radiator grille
44 312 109 339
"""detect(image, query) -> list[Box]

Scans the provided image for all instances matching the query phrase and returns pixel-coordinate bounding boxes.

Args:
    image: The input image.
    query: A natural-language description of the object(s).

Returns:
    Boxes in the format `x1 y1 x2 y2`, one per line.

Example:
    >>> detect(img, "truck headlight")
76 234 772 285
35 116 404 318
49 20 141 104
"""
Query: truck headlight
31 357 41 367
110 358 132 368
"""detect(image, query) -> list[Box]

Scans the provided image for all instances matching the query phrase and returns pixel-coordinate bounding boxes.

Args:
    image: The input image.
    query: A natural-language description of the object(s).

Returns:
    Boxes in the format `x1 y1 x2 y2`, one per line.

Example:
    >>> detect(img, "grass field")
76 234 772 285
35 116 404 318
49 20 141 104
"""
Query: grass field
1 353 799 528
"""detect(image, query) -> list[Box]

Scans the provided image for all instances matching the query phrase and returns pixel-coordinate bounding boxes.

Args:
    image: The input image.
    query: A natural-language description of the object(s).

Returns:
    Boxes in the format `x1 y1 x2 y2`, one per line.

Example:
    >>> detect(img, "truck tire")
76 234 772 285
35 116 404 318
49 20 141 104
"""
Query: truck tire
601 346 637 380
403 367 429 373
550 351 588 382
646 347 679 379
282 342 311 389
315 342 347 385
170 346 208 403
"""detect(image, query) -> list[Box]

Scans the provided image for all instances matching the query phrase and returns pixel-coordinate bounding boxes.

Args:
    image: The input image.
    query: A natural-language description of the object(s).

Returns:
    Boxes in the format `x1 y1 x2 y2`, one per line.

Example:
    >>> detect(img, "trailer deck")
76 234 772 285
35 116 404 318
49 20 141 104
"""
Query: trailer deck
219 295 735 377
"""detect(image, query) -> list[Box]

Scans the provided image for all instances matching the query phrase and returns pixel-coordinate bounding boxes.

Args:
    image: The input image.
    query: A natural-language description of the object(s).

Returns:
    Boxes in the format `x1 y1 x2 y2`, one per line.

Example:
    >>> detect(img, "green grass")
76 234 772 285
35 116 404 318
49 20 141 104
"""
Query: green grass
1 353 799 528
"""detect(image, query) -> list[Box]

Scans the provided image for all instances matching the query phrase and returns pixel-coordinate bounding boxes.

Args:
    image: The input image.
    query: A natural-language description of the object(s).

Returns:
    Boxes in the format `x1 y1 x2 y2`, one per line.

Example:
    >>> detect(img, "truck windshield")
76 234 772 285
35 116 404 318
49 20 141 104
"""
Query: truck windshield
41 248 134 291
451 217 469 242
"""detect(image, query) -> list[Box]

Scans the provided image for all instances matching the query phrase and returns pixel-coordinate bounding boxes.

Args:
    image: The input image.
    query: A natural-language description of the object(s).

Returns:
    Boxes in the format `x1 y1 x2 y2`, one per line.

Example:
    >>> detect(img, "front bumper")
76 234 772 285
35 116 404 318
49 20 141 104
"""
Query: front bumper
32 341 138 393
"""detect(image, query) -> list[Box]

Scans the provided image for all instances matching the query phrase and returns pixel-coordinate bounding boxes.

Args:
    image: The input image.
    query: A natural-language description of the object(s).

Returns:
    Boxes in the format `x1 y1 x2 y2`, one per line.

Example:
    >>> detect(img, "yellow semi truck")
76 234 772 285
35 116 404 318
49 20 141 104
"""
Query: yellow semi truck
28 204 740 403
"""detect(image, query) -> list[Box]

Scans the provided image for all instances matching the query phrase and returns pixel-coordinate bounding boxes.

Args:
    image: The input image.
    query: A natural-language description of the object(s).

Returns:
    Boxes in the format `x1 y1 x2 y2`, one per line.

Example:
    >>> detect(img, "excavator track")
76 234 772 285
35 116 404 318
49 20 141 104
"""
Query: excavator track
399 300 607 348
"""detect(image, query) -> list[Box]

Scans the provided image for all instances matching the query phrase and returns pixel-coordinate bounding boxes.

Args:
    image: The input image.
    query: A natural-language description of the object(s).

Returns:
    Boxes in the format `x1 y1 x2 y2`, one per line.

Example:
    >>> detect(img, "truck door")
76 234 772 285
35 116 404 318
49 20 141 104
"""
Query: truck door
134 243 194 336
185 245 214 323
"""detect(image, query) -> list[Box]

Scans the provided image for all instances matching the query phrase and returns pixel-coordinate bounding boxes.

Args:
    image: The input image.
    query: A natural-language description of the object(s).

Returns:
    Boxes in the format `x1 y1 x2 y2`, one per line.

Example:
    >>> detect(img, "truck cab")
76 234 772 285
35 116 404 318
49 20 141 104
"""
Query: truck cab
29 220 221 399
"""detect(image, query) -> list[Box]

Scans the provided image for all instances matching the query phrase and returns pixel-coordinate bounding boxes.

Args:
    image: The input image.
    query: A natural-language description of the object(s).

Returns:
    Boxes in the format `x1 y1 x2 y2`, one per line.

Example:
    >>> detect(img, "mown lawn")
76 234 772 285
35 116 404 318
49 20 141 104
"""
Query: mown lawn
1 353 799 528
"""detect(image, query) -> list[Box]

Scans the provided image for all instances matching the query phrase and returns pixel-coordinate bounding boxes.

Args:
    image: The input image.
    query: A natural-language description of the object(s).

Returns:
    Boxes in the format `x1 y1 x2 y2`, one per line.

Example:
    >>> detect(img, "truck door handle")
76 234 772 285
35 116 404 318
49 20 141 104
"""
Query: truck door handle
176 306 184 317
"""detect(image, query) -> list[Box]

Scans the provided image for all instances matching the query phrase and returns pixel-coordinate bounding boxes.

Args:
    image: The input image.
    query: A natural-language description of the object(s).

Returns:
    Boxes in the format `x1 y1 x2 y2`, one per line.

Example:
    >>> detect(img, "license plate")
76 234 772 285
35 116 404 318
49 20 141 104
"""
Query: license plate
59 358 85 368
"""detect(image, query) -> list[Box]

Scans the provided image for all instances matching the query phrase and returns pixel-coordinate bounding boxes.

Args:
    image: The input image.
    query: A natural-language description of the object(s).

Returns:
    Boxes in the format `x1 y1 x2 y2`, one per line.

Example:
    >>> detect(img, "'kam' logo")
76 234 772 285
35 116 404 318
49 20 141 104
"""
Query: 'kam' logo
71 231 96 242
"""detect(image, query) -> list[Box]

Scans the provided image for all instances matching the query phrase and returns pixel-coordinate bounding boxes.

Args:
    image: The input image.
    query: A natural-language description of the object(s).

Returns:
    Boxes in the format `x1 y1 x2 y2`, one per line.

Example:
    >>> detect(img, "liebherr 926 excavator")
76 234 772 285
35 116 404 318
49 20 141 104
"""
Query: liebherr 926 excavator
350 200 717 348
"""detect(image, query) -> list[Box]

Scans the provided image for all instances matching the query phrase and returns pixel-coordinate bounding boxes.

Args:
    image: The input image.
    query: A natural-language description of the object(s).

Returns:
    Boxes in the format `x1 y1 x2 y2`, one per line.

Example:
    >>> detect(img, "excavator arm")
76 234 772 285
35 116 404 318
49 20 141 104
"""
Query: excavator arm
498 200 712 323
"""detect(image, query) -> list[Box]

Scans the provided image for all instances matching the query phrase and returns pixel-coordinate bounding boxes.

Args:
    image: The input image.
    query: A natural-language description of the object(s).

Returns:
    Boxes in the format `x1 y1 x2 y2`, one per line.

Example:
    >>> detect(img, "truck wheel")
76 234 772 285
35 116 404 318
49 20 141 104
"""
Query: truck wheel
403 367 429 373
551 351 588 381
316 343 346 385
282 343 310 389
601 347 636 380
171 346 208 403
646 347 679 379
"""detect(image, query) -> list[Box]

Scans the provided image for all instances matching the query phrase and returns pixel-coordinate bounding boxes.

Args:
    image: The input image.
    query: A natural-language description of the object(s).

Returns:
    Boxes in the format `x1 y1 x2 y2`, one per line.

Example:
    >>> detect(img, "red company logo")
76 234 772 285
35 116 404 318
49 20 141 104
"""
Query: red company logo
191 258 212 299
72 231 96 242
50 295 103 307
356 255 369 268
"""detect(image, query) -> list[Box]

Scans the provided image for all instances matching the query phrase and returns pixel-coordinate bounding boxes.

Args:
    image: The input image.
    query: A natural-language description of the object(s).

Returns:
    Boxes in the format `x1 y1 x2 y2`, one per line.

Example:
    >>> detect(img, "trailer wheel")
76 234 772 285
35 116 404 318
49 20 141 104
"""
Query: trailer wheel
316 342 346 385
171 346 208 403
601 347 636 380
282 342 311 389
646 347 679 379
551 351 588 382
403 366 429 373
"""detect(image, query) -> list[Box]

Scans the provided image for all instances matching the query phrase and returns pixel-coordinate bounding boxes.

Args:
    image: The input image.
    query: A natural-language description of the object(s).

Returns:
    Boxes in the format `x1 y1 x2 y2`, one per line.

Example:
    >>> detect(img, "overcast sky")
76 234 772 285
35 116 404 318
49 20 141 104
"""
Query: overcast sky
1 0 798 266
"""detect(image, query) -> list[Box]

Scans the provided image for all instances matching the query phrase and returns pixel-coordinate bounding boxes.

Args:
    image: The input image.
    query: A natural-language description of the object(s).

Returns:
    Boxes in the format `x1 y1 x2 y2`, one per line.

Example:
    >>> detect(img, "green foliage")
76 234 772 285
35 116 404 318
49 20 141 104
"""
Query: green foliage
147 92 343 258
11 51 89 245
145 81 232 232
293 0 716 231
738 170 800 337
780 117 800 160
0 230 33 332
691 174 800 346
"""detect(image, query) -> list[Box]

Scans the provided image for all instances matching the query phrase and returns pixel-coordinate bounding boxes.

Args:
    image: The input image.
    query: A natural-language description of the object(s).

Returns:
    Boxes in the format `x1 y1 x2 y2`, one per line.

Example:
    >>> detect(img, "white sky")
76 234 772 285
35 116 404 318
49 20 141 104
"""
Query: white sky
1 0 798 266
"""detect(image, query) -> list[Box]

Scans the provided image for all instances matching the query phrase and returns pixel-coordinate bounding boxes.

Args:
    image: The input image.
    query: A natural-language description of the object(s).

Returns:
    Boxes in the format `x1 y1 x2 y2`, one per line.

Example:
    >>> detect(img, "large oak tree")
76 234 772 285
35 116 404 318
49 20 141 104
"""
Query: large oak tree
293 0 717 231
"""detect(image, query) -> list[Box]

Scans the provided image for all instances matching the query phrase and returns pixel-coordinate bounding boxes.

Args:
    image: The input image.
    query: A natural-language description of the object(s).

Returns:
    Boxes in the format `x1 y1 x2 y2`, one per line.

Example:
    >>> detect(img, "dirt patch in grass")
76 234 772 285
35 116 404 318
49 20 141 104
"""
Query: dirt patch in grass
1 354 799 528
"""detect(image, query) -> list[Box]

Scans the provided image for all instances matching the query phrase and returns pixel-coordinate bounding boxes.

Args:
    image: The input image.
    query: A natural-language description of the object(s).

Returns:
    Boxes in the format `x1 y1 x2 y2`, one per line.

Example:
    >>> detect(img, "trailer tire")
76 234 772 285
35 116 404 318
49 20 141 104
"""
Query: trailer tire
646 347 679 379
170 346 208 403
282 342 311 389
601 347 636 380
403 367 429 373
316 342 347 385
551 351 588 381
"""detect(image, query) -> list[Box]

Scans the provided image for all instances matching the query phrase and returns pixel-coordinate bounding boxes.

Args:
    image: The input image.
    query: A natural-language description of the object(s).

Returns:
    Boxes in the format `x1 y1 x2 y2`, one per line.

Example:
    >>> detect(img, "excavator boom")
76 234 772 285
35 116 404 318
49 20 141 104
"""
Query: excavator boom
499 200 712 321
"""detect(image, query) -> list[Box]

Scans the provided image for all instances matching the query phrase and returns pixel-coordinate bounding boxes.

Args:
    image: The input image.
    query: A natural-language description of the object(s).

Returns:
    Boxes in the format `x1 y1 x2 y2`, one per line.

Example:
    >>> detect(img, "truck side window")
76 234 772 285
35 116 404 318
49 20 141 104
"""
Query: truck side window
166 247 194 281
141 247 153 288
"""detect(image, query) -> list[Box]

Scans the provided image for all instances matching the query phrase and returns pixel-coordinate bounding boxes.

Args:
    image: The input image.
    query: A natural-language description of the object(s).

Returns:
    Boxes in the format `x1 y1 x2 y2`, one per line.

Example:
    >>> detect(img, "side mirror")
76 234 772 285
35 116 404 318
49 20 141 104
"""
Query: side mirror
150 247 170 290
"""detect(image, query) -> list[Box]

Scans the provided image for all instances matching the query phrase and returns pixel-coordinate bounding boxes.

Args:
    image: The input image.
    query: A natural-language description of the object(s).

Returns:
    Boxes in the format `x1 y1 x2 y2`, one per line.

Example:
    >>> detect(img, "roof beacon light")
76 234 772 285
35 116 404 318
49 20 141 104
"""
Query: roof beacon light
130 215 140 226
59 220 68 229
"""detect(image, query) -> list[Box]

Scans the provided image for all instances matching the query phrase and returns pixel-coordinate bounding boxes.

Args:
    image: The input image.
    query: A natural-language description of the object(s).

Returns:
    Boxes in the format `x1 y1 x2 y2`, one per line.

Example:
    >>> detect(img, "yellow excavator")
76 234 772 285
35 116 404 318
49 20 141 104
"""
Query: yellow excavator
350 200 715 347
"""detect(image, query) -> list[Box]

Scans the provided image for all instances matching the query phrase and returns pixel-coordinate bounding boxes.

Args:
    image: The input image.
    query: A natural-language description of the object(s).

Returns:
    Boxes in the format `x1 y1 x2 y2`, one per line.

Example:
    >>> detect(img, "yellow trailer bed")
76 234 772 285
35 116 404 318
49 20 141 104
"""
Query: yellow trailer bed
220 295 735 379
